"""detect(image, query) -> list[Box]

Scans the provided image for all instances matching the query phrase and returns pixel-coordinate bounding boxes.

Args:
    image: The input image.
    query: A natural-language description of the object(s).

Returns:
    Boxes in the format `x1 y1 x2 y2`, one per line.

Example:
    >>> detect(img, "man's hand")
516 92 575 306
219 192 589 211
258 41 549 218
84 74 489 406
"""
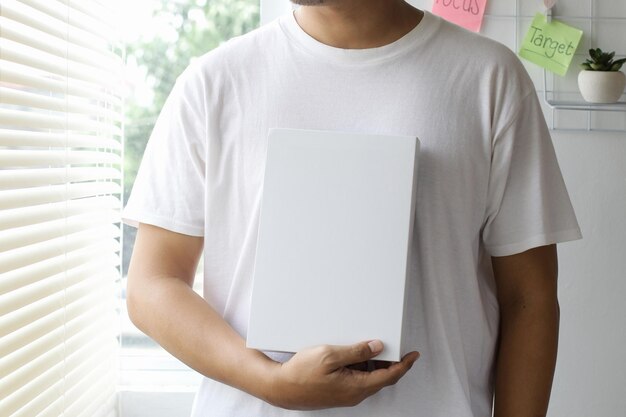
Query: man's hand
267 340 420 410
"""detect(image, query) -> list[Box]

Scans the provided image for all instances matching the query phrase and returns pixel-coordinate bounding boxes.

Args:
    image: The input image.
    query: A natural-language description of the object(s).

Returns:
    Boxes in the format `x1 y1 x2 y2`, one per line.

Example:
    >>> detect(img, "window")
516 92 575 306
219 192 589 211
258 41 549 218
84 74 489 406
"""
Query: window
0 1 122 416
119 0 259 396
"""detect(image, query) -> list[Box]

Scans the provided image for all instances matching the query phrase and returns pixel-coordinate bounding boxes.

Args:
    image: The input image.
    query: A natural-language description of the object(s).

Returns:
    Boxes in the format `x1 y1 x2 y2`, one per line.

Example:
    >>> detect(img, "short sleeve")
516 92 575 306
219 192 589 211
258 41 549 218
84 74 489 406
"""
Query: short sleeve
122 65 206 237
482 90 582 257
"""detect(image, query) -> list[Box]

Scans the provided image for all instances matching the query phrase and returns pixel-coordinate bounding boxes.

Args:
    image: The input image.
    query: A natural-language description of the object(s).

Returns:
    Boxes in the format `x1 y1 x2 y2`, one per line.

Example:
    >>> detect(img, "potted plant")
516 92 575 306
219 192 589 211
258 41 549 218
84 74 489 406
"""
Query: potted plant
578 48 626 103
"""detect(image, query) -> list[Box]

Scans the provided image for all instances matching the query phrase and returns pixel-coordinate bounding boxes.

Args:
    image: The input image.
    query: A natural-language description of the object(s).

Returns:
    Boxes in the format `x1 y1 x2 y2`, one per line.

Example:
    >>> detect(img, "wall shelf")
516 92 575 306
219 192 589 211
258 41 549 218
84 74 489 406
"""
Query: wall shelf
544 100 626 112
542 72 626 112
542 68 626 131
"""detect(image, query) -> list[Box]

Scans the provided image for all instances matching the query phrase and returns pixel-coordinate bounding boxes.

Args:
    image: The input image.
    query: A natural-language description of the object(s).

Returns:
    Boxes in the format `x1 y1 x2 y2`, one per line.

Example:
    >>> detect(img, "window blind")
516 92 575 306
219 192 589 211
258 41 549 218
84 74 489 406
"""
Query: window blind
0 1 122 416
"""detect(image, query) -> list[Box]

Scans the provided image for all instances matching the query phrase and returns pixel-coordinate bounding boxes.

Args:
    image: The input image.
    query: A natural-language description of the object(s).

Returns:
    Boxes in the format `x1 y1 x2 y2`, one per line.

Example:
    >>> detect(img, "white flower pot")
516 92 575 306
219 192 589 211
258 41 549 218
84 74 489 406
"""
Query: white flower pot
578 70 626 104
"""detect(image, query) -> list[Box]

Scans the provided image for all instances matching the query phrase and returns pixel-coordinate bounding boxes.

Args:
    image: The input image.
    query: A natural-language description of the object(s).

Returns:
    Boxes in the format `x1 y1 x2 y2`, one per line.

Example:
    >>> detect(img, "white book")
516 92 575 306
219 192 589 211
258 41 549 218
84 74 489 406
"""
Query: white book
247 128 420 362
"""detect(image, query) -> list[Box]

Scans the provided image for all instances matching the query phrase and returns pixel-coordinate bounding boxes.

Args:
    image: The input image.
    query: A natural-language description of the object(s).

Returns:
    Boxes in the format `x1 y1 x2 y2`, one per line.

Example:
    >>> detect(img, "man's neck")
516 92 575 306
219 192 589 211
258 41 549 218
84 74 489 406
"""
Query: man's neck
293 0 423 49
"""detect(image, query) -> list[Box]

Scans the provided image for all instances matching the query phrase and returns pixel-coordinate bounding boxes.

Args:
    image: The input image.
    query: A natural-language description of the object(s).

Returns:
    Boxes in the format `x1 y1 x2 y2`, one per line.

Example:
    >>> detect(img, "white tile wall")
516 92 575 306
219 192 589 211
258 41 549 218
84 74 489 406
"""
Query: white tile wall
485 0 516 16
594 20 626 55
594 1 626 18
541 0 591 17
481 16 517 49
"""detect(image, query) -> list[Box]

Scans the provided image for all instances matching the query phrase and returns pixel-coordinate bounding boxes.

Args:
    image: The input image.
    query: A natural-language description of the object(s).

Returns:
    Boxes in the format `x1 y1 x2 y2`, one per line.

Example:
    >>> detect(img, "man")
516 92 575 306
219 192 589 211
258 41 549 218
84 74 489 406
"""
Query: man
123 0 582 416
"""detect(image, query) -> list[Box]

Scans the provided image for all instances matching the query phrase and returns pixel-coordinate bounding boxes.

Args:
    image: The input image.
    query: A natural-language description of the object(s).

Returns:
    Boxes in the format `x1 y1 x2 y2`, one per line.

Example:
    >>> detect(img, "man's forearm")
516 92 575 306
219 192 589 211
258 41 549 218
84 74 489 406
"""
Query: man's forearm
127 275 277 401
493 295 559 417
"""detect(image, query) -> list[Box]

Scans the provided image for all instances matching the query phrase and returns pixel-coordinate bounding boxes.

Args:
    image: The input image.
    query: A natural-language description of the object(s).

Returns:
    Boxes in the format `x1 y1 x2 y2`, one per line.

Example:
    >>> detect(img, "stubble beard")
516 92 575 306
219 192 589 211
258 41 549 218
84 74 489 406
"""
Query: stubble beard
290 0 326 5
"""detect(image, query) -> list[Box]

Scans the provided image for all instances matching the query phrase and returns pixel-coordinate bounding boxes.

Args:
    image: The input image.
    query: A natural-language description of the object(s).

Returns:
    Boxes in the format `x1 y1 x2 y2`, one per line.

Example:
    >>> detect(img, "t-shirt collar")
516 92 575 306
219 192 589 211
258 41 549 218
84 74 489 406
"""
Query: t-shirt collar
279 9 440 65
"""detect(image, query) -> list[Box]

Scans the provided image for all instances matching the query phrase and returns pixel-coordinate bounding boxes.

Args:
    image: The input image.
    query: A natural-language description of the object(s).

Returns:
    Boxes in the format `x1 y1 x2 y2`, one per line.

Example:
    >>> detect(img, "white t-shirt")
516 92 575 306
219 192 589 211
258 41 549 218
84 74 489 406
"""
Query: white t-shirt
123 10 582 417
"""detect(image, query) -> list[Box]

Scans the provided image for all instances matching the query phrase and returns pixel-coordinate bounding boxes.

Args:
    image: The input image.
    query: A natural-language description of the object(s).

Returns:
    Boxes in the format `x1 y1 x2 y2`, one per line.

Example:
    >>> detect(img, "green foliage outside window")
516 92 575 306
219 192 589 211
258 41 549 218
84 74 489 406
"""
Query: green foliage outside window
123 0 260 274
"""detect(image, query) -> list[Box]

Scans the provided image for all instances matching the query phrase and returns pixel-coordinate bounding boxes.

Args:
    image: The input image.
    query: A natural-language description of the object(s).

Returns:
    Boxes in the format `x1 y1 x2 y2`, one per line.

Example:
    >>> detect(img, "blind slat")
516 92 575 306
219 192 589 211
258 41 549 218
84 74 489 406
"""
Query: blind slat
0 0 113 53
0 225 120 274
0 300 109 379
11 380 62 417
16 341 114 417
0 268 116 338
0 308 114 389
0 129 121 150
57 0 117 26
0 350 64 415
0 210 119 252
0 255 119 316
0 182 121 211
0 87 122 122
65 348 117 406
0 38 122 90
0 282 112 358
67 372 118 417
0 61 123 105
0 108 122 136
0 15 121 71
0 150 121 168
0 167 121 190
14 0 117 43
0 239 119 296
0 323 115 415
0 196 120 230
0 301 114 406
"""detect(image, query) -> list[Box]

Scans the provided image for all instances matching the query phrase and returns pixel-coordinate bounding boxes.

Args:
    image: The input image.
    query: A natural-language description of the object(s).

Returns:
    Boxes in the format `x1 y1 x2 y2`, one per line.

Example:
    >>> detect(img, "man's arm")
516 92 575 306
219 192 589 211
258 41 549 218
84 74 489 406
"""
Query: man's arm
492 244 560 417
126 223 419 410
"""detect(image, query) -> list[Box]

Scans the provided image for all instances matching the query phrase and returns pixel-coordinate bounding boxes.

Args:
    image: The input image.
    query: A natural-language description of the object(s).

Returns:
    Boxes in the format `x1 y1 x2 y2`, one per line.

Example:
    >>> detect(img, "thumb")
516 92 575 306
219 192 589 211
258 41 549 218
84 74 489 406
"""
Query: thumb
327 340 384 368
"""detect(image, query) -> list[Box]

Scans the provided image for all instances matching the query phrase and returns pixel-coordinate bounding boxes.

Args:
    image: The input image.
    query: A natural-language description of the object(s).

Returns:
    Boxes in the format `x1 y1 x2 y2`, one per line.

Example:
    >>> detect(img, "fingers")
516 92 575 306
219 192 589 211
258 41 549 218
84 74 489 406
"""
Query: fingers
323 340 384 369
371 360 392 370
359 351 420 392
346 361 369 371
348 359 404 372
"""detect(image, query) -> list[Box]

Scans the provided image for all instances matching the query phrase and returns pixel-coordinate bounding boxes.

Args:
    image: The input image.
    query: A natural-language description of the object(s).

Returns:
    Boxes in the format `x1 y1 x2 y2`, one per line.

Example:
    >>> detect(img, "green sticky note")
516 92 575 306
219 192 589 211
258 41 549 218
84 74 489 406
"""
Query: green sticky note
519 13 583 76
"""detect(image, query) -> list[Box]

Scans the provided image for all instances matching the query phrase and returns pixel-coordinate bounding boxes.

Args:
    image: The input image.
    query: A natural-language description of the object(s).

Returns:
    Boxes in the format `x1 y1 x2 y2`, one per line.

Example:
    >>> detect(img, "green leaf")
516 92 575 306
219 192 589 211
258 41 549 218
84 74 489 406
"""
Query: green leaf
613 57 626 66
580 62 592 70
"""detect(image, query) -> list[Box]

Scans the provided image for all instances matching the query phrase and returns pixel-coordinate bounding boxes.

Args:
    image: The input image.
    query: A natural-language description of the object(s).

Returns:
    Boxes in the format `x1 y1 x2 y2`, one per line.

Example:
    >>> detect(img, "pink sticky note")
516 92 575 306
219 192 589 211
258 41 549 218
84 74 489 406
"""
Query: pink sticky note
431 0 488 32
